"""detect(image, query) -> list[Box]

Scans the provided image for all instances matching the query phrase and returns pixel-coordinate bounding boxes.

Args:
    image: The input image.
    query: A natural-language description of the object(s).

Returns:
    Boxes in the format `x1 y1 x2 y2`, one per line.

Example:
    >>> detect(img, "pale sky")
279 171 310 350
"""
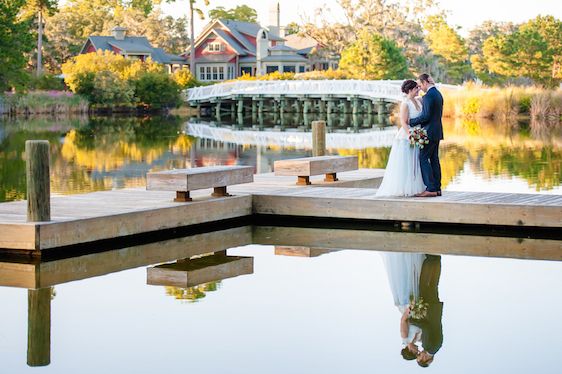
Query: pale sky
160 0 562 36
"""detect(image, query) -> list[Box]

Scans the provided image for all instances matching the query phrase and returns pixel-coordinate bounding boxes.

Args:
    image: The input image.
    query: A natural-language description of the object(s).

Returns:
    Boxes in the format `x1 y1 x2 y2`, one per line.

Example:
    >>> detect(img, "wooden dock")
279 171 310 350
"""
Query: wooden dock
0 168 560 252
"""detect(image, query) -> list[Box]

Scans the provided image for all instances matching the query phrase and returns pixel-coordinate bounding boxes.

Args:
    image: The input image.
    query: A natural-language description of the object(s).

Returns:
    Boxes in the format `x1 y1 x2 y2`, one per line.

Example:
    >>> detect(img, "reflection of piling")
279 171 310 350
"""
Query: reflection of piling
26 140 50 222
27 288 51 367
312 120 326 156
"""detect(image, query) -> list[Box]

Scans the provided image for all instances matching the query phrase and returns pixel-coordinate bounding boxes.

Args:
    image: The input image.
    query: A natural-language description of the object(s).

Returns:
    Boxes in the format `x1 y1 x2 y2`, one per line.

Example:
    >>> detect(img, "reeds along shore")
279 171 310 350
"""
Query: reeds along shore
0 91 89 116
442 85 562 125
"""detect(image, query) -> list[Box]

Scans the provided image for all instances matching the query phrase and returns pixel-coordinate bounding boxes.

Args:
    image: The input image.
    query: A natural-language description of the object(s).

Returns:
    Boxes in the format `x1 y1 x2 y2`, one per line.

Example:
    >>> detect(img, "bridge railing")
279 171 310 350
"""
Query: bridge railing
186 80 408 102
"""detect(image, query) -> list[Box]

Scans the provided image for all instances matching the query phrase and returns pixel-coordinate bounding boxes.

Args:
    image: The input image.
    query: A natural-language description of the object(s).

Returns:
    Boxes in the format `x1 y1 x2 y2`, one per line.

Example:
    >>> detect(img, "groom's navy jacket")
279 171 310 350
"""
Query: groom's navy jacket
409 87 444 142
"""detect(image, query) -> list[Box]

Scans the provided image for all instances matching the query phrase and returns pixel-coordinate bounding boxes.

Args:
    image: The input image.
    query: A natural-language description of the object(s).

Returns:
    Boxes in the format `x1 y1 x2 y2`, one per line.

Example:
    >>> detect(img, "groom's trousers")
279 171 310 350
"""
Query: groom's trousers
419 140 442 192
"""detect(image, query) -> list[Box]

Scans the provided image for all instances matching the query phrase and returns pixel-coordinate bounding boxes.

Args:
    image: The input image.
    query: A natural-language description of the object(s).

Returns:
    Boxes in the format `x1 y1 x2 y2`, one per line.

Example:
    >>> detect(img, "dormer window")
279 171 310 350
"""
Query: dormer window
207 43 224 52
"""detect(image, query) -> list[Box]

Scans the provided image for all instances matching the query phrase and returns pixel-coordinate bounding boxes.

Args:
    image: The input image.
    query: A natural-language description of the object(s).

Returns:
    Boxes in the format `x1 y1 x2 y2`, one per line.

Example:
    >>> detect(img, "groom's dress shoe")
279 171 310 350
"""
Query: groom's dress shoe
437 190 442 196
416 191 438 197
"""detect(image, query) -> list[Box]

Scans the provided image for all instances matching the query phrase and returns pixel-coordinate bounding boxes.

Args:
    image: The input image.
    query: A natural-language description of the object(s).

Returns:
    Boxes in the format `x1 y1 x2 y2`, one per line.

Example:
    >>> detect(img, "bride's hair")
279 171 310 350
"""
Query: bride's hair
401 80 418 94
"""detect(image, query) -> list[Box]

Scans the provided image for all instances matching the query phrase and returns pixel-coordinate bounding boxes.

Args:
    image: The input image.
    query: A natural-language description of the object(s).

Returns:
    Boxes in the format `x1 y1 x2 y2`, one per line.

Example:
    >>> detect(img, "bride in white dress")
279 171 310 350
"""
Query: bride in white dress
375 80 426 197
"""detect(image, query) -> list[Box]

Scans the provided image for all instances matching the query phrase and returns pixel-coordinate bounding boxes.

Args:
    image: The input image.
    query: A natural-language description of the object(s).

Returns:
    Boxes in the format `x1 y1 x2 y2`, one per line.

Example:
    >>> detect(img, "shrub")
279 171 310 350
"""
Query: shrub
134 72 181 109
28 74 66 90
172 69 198 89
91 71 134 106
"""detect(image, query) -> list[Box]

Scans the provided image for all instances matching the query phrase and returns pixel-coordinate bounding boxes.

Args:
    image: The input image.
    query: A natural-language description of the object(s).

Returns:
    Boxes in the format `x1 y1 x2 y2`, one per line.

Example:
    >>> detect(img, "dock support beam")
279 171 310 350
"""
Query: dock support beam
312 120 326 157
26 140 50 222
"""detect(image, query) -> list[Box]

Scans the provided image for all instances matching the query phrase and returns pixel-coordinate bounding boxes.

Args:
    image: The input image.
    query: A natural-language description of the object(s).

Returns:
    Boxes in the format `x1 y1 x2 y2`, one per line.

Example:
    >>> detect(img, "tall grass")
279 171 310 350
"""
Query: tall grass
1 91 89 115
441 84 561 125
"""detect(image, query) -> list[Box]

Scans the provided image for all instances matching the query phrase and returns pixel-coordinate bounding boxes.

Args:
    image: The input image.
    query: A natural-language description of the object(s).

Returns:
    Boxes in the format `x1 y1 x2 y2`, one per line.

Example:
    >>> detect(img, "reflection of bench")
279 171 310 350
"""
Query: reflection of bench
147 165 254 202
147 253 254 287
274 156 359 185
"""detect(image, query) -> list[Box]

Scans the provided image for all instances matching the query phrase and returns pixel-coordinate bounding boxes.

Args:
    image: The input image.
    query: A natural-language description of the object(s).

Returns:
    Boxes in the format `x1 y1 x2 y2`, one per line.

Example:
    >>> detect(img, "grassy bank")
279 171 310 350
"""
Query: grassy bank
1 91 89 115
442 85 562 125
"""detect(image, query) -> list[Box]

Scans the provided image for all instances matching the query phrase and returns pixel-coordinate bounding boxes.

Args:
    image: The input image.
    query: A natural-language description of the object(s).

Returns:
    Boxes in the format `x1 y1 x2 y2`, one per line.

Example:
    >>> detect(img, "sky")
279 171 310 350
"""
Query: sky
160 0 562 36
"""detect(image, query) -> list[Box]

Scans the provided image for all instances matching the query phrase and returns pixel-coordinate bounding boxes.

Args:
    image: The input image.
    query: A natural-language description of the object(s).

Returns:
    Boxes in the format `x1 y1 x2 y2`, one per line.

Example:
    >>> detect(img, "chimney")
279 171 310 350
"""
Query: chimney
268 2 281 38
112 26 127 41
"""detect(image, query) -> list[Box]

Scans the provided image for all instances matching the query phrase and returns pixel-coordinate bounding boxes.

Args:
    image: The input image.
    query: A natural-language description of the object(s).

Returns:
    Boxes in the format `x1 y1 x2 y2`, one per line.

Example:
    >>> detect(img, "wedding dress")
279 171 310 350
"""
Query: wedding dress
375 98 426 197
381 252 426 308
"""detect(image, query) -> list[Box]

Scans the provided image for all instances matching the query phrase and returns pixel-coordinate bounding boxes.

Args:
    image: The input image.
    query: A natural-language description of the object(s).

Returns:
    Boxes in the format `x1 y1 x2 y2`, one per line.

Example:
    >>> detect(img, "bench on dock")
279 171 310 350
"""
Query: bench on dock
274 156 358 185
147 165 254 202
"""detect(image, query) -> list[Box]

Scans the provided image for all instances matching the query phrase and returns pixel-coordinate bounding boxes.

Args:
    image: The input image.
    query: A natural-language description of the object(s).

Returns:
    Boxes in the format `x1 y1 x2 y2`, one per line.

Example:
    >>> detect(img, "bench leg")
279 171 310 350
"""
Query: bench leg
297 176 311 186
174 191 192 202
324 173 338 182
212 186 231 197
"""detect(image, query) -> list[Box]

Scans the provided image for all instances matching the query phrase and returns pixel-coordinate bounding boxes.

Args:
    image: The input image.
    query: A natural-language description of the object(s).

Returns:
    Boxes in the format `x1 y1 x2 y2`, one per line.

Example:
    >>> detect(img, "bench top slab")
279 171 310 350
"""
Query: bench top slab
274 156 358 176
147 165 254 191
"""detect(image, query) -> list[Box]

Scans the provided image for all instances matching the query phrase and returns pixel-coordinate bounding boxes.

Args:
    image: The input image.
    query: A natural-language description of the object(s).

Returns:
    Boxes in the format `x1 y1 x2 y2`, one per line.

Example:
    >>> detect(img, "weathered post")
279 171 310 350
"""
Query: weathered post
27 288 51 366
312 120 326 157
26 140 50 222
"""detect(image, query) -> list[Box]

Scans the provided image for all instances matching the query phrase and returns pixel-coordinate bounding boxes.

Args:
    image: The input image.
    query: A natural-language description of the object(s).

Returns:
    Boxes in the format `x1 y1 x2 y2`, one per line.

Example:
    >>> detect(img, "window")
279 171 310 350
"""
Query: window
207 43 224 52
266 66 279 74
240 66 252 76
219 66 225 80
199 66 205 80
283 65 296 73
206 66 211 80
212 66 218 80
299 66 306 73
227 65 233 79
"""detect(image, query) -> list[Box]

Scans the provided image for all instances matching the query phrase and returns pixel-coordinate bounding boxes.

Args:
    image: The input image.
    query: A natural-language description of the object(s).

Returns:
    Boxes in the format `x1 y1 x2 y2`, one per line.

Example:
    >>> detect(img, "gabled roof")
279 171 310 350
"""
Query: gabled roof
221 20 285 41
82 35 186 65
269 45 297 52
212 29 247 55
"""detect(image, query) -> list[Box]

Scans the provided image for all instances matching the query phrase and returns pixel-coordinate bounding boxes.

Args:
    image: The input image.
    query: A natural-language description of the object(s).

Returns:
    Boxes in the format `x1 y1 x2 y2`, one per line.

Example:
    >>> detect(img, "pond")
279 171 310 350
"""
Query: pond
0 113 561 373
0 113 561 202
0 224 561 373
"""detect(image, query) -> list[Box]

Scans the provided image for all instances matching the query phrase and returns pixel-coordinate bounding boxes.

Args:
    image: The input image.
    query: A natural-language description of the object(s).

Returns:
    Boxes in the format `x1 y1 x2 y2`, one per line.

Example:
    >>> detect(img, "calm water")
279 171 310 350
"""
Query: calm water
0 114 561 373
0 233 561 373
0 114 561 202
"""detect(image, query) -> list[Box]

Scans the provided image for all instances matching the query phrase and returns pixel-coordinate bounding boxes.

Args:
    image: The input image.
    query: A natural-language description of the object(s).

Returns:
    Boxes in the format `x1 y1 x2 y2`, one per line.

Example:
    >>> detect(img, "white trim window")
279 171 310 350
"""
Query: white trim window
197 64 230 81
207 42 225 52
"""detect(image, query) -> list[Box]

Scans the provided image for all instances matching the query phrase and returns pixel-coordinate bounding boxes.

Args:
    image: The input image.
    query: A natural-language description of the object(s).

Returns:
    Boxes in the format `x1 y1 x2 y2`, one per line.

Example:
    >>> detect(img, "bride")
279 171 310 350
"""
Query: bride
375 80 426 197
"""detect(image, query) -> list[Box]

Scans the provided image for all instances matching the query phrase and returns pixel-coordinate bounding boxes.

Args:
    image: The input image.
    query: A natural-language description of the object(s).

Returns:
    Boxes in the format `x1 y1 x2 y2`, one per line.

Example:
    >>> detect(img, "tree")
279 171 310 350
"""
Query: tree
339 30 408 79
187 0 209 75
424 15 470 83
466 20 516 55
209 5 257 23
21 0 58 76
284 22 300 35
0 0 34 91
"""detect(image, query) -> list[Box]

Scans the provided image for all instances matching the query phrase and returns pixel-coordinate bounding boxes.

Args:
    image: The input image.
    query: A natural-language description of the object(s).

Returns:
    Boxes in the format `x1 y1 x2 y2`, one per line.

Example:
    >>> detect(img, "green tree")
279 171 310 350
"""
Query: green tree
21 0 58 76
424 15 470 83
339 30 408 79
0 0 34 91
285 21 300 35
209 5 257 22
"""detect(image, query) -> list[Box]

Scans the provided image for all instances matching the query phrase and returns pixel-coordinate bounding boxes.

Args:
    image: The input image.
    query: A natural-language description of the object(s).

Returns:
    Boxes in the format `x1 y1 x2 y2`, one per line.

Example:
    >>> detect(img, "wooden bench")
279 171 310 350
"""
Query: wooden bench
147 165 254 202
274 156 359 185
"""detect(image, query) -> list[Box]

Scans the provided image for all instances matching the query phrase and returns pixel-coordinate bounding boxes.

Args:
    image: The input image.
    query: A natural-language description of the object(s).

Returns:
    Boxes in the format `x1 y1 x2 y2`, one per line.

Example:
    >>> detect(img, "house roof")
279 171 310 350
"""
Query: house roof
269 45 297 52
83 35 186 65
212 29 247 55
260 54 309 63
196 55 237 63
284 34 319 50
221 19 285 41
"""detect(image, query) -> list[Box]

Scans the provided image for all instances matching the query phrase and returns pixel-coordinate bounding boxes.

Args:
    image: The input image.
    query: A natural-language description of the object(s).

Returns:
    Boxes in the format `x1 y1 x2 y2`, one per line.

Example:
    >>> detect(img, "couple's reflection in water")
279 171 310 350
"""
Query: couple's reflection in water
381 252 443 367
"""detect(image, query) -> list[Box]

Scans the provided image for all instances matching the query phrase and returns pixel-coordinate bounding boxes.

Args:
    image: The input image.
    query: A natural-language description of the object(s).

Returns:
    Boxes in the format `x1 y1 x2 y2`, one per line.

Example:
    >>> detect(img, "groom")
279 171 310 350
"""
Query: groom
409 74 444 197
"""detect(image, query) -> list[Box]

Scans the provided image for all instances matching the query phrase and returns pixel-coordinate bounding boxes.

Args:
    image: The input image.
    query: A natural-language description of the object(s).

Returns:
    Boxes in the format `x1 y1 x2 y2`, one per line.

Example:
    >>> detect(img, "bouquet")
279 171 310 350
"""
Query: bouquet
408 295 429 321
409 126 429 149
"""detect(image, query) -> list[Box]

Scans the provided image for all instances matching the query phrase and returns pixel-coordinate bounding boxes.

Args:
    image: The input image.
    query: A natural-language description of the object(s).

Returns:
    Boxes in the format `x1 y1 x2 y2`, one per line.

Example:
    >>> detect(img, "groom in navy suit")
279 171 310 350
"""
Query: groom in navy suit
409 74 444 197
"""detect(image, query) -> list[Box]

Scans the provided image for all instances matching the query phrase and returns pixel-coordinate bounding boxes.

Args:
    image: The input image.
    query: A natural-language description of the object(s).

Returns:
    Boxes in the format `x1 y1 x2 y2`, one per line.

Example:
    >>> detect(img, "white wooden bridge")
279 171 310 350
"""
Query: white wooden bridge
185 80 460 116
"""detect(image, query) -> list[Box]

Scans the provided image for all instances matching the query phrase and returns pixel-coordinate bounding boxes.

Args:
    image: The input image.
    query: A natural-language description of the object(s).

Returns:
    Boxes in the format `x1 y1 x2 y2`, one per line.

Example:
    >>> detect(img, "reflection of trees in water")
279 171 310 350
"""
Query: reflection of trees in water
439 145 468 188
164 282 221 303
0 116 194 201
338 147 391 169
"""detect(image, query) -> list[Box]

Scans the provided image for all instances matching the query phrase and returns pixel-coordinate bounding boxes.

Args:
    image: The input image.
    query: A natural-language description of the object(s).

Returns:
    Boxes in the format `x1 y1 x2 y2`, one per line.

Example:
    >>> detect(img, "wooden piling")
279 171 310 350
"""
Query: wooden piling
27 288 51 367
312 120 326 156
26 140 50 222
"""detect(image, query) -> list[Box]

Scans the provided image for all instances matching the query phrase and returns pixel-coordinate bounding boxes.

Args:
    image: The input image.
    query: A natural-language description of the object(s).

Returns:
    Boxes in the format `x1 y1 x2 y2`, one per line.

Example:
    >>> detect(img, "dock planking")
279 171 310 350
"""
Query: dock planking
0 168 560 251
